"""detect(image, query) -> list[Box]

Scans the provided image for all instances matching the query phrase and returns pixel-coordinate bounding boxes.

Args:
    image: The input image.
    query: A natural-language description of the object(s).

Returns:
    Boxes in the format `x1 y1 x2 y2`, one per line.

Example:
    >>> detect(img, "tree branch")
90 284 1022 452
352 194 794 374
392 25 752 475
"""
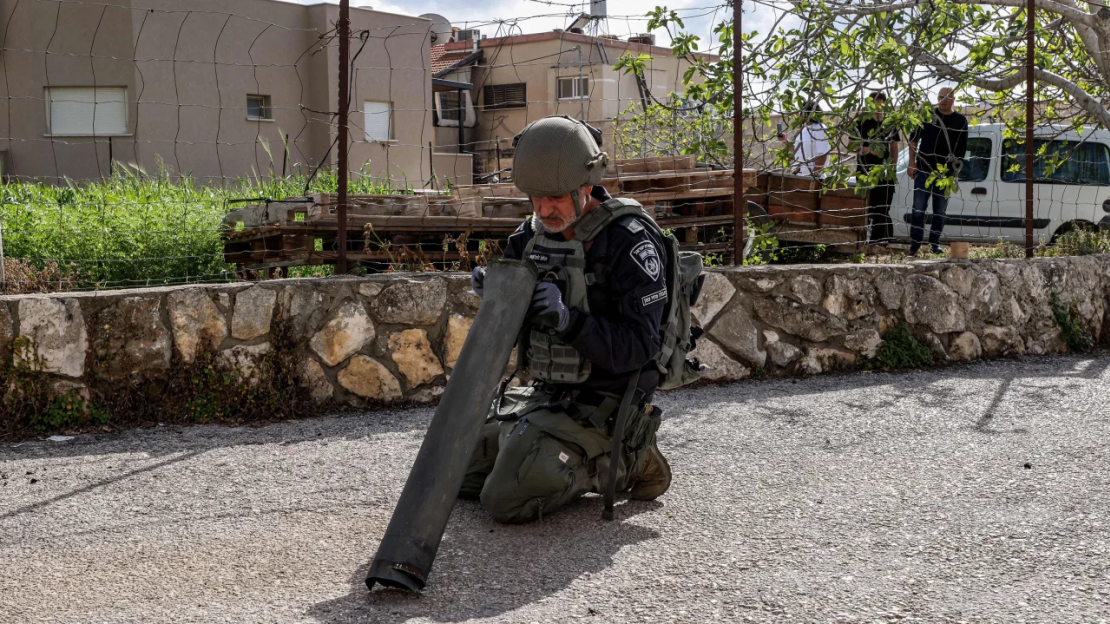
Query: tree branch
831 0 1098 29
890 28 1110 125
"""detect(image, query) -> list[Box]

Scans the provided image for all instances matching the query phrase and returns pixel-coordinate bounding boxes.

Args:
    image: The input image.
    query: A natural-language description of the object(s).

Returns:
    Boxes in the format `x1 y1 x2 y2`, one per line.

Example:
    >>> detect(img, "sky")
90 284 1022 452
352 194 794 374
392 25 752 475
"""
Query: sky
279 0 755 53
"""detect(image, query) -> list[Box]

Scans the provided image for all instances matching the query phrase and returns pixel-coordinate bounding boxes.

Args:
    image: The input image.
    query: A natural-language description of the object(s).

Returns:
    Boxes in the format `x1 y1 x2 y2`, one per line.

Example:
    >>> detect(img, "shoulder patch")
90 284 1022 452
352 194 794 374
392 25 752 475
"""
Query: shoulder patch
630 239 661 280
640 287 668 308
623 218 645 234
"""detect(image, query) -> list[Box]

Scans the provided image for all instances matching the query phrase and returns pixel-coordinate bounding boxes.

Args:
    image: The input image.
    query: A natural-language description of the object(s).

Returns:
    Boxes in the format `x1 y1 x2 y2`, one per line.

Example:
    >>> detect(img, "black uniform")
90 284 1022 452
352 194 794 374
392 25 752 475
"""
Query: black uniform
503 202 668 398
910 109 969 174
461 188 669 523
857 116 899 243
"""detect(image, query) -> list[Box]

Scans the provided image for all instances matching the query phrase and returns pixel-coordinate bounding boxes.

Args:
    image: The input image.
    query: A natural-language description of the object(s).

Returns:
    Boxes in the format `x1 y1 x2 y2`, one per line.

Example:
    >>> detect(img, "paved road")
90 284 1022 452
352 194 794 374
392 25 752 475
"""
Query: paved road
2 356 1109 623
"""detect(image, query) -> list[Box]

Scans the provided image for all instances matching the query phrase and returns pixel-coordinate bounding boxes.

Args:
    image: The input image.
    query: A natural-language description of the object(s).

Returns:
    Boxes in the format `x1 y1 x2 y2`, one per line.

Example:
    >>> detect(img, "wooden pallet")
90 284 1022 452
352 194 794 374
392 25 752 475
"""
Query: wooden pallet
747 172 869 250
222 157 760 269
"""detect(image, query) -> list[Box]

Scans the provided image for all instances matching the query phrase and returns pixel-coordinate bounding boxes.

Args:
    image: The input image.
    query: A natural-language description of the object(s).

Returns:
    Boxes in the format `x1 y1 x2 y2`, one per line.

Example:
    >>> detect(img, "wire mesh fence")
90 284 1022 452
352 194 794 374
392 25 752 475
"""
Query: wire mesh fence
2 0 1110 294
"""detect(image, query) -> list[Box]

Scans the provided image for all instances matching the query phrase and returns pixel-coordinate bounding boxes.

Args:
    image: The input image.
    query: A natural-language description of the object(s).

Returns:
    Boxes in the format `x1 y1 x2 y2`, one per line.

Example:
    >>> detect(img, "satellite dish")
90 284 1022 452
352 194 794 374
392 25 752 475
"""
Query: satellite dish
421 13 453 46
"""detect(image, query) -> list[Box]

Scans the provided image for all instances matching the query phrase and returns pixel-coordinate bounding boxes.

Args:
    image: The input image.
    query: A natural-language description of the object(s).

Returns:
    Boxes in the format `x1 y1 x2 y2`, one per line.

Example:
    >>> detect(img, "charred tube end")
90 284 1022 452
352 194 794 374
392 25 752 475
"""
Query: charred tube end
365 559 426 593
363 258 538 594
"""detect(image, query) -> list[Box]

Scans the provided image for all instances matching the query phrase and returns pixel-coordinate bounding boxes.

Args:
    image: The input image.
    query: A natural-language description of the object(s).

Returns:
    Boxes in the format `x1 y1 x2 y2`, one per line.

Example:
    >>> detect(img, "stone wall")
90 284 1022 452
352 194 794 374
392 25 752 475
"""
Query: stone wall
690 256 1110 381
1 256 1108 411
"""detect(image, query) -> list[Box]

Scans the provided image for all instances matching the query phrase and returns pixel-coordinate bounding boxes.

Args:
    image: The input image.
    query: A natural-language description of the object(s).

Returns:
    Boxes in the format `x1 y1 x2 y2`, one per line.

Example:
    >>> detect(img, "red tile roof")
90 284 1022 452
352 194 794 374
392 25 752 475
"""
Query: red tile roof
431 44 475 75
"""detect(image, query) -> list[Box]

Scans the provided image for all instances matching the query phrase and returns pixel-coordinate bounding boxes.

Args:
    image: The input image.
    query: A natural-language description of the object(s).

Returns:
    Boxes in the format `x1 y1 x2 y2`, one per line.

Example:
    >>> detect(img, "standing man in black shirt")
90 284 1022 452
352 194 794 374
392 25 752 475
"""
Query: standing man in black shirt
856 91 899 245
907 87 969 256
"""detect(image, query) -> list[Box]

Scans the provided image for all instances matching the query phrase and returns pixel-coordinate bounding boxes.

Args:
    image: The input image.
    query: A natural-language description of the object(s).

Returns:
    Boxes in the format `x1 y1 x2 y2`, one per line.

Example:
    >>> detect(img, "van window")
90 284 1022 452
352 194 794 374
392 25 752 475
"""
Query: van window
1001 139 1110 185
960 138 992 181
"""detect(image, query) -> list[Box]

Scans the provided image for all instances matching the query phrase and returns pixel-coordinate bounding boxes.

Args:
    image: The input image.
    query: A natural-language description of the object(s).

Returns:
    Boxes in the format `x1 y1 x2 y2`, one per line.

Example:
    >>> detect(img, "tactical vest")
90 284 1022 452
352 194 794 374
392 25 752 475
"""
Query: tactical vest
522 198 649 384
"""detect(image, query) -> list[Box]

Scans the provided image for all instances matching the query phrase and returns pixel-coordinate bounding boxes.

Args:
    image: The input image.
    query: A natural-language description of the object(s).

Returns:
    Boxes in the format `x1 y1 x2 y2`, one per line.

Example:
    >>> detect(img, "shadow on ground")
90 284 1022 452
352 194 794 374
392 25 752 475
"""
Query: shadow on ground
5 355 1106 463
308 498 663 623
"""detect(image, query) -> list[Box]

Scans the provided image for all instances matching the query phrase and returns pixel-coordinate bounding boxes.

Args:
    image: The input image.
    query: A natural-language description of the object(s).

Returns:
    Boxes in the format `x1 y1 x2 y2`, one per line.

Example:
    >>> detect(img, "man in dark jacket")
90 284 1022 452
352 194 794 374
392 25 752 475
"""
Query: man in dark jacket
856 91 899 244
907 87 969 256
462 115 672 524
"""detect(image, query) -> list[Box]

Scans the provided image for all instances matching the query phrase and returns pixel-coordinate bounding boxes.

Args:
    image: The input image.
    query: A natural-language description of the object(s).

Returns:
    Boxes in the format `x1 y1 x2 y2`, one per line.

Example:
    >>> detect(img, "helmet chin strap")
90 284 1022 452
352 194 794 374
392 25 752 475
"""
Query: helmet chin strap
570 188 583 219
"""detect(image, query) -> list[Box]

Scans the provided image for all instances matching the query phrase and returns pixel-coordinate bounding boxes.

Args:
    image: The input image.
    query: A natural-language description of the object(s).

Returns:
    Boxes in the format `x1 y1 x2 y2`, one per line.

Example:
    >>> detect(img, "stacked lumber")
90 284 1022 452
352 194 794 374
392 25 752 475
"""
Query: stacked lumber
747 172 869 248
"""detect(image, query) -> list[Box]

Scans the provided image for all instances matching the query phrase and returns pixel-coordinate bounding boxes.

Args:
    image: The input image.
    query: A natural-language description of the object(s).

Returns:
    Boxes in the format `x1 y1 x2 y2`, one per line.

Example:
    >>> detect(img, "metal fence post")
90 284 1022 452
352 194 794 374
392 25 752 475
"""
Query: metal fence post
732 0 745 264
1025 0 1035 257
0 222 5 293
337 0 351 274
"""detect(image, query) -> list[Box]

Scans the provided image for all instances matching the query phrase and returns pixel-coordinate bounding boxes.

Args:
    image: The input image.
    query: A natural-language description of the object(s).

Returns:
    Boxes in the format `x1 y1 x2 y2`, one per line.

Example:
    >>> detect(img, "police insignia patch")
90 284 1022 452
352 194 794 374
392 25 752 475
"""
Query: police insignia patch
623 219 645 234
630 240 661 280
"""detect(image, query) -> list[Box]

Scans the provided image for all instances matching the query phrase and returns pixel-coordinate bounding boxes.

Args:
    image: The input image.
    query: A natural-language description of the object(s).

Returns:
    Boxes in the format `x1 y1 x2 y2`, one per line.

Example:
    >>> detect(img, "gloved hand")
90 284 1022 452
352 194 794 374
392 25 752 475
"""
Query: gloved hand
528 282 571 334
471 266 486 298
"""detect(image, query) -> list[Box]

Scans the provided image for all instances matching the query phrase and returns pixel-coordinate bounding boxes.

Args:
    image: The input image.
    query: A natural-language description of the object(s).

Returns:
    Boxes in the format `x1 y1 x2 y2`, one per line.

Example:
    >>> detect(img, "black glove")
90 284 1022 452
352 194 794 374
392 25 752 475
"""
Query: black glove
528 282 571 334
471 266 486 298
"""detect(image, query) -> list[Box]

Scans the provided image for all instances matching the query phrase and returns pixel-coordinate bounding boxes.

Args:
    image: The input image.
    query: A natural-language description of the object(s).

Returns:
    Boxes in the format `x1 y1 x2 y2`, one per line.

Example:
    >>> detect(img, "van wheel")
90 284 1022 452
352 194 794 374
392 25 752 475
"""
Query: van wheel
1051 221 1095 243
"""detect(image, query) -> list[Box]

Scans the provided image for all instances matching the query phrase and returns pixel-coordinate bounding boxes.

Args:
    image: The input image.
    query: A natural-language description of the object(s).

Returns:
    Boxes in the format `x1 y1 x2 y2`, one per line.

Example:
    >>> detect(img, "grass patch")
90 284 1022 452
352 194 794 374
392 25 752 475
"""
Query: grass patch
0 164 398 291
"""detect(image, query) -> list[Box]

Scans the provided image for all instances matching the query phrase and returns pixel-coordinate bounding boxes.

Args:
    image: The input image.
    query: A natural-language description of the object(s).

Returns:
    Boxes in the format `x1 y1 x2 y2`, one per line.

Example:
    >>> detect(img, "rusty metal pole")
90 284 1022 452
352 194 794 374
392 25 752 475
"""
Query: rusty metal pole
1024 0 1035 257
732 0 745 264
337 0 351 274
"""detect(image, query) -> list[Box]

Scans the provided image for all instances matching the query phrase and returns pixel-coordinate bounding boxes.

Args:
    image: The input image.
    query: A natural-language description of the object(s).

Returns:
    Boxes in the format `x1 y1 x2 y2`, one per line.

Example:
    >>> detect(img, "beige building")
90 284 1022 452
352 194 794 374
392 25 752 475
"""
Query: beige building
430 30 715 180
0 0 468 186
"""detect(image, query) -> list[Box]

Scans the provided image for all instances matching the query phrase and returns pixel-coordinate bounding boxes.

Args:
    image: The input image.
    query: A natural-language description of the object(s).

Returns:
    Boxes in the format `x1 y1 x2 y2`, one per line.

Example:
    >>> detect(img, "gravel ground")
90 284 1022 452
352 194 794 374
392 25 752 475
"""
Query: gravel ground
2 356 1109 624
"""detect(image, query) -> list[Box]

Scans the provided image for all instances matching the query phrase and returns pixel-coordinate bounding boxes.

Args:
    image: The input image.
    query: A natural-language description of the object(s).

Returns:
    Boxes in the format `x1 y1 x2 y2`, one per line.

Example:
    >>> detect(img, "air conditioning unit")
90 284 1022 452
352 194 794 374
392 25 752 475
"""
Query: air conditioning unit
627 33 655 45
456 29 481 42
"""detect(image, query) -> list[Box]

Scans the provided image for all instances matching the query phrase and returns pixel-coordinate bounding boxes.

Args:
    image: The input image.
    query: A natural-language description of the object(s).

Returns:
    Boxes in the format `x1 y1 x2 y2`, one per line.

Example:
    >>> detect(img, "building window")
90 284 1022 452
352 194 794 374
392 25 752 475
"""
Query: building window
45 87 127 136
438 92 463 124
364 101 393 141
483 83 526 110
246 94 272 120
557 77 589 100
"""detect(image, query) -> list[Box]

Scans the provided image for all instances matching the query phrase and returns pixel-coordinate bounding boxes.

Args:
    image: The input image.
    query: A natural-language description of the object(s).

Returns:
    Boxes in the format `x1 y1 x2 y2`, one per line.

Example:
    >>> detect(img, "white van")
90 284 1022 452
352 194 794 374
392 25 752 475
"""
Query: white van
891 123 1110 243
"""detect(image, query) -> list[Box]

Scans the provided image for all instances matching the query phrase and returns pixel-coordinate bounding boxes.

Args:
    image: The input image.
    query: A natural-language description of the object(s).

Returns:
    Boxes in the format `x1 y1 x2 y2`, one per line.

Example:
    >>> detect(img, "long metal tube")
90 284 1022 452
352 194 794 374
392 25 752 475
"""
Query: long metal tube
366 258 538 592
337 0 351 274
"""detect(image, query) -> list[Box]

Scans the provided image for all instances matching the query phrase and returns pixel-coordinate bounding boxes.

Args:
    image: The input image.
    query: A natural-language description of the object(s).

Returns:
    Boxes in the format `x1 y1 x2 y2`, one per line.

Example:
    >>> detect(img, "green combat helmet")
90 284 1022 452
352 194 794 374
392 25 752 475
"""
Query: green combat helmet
511 115 610 222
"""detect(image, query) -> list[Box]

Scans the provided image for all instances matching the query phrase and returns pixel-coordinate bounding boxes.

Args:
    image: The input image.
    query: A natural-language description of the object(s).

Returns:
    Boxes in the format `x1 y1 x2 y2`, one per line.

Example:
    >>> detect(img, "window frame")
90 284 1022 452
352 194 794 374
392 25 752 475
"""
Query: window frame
959 137 993 183
436 91 463 126
246 94 273 121
1000 138 1110 185
364 100 394 142
483 83 527 110
43 86 129 137
557 76 589 100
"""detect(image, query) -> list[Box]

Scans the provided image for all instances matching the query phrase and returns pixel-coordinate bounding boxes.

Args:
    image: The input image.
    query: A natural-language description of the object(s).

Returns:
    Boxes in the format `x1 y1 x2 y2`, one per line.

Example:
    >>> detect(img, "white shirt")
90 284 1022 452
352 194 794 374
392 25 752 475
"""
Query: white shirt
793 122 830 176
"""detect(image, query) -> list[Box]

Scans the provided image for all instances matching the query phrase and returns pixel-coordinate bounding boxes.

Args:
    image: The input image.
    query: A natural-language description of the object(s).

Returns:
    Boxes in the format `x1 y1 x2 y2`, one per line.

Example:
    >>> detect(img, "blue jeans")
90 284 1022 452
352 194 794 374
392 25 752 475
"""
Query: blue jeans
910 170 949 250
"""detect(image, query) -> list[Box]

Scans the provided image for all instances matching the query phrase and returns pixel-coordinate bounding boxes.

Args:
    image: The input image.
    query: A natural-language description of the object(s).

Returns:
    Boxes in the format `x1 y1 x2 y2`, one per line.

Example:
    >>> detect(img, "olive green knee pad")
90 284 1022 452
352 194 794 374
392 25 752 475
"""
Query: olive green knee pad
479 411 605 524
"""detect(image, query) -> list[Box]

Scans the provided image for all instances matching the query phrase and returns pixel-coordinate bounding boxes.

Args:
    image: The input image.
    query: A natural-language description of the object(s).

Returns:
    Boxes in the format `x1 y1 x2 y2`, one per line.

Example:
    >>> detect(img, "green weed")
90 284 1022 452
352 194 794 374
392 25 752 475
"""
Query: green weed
1049 293 1096 353
869 324 935 371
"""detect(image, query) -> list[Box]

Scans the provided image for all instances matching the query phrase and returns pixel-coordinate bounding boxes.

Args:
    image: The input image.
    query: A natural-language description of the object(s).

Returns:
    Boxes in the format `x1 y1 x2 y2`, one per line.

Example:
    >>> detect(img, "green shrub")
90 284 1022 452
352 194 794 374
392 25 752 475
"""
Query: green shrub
1049 293 1096 353
1046 228 1110 257
870 324 935 371
31 393 110 432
